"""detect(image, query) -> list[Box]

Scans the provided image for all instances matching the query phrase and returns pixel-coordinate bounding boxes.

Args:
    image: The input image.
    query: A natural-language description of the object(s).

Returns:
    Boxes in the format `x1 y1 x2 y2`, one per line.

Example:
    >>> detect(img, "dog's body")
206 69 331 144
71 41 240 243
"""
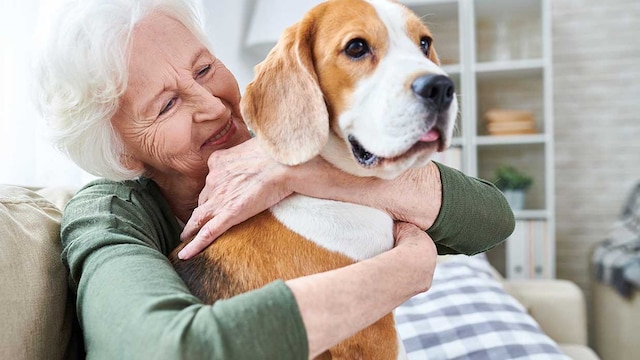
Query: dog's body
171 0 457 358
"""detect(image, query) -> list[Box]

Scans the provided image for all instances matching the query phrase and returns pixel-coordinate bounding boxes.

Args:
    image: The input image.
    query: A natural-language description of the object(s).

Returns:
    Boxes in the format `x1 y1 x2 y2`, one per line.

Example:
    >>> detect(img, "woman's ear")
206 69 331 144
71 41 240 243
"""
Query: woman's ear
241 16 328 166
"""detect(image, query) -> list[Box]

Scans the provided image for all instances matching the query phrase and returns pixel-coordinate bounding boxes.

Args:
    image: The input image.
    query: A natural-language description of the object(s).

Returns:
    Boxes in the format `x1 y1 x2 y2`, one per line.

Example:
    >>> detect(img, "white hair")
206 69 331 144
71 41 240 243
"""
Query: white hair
35 0 210 181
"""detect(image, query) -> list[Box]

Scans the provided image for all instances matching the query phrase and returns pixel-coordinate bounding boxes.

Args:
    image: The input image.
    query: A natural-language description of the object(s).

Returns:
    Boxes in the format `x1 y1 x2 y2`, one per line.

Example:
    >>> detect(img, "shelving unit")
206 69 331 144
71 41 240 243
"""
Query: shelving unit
403 0 555 279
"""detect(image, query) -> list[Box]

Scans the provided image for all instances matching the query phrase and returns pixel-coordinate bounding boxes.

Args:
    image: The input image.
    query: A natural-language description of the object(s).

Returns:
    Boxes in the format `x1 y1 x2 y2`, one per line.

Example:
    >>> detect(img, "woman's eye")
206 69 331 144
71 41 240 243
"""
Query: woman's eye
420 36 432 57
196 64 211 78
345 38 370 59
159 97 177 116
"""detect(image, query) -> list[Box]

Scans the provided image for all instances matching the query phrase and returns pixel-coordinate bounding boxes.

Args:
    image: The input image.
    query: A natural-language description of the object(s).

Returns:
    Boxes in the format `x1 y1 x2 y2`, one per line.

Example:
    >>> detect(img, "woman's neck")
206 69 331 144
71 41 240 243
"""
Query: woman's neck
152 174 204 224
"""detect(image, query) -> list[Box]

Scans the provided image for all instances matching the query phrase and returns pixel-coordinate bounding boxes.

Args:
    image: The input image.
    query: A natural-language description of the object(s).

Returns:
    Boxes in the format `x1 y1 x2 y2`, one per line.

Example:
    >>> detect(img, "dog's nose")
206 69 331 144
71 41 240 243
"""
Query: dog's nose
411 75 455 111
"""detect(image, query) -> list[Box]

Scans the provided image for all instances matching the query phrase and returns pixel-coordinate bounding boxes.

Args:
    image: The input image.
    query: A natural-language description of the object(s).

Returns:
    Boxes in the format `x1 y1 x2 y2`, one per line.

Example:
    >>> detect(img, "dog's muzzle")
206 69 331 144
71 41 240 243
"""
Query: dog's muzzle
347 74 455 168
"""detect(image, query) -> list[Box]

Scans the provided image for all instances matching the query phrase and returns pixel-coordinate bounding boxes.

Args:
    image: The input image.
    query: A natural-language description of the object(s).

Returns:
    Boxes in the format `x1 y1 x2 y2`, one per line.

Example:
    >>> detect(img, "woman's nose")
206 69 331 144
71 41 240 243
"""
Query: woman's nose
192 84 229 123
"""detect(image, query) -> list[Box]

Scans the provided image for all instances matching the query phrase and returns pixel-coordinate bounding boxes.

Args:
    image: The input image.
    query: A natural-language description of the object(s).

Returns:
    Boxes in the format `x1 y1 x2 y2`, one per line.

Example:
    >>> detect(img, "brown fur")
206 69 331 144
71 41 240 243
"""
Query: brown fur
170 211 399 359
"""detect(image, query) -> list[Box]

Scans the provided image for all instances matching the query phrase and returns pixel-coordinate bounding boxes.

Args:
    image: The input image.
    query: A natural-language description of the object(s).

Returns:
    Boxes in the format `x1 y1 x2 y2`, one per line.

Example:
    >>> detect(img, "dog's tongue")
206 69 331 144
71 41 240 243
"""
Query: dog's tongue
419 129 440 142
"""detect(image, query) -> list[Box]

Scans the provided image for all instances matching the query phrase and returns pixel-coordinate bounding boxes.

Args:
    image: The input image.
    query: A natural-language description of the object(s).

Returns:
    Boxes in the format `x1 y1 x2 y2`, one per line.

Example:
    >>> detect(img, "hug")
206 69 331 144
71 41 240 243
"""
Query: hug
34 0 514 358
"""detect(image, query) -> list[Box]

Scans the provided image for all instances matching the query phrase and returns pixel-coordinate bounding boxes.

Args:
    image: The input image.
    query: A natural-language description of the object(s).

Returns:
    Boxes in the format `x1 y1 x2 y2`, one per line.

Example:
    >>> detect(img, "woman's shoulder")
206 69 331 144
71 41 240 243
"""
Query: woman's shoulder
65 177 172 225
62 177 181 254
74 177 157 199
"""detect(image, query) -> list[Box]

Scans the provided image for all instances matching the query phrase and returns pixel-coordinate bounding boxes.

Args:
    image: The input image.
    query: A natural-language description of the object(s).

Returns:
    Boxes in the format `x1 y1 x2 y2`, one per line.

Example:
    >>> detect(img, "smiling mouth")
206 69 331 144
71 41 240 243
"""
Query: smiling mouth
348 129 443 167
203 120 234 147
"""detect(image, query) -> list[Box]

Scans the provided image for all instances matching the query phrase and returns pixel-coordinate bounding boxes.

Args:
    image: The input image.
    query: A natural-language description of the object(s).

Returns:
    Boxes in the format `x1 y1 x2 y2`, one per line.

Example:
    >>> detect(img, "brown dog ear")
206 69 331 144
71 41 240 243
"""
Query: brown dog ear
241 16 328 166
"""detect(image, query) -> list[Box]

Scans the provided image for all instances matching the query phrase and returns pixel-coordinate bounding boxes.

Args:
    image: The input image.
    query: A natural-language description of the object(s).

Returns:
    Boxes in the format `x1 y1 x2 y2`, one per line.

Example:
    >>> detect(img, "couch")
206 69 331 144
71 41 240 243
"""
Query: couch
591 281 640 360
0 185 599 359
590 181 640 360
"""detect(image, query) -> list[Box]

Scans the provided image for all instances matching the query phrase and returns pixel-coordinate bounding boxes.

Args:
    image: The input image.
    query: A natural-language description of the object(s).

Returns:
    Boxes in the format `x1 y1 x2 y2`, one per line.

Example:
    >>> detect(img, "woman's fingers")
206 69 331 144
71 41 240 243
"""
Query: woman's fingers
180 205 214 242
179 169 293 259
179 195 245 255
178 213 232 260
177 138 301 260
178 192 281 259
393 221 437 292
393 221 426 246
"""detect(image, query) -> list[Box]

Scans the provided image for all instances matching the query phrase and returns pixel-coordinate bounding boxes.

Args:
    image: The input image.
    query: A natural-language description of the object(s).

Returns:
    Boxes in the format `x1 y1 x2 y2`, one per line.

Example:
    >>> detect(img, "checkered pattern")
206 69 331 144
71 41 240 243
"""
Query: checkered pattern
395 255 569 360
592 181 640 297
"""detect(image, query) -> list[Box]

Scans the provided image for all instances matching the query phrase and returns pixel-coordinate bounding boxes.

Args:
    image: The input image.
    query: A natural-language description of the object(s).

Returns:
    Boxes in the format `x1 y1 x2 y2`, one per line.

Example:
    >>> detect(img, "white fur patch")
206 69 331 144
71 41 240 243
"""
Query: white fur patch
270 194 394 261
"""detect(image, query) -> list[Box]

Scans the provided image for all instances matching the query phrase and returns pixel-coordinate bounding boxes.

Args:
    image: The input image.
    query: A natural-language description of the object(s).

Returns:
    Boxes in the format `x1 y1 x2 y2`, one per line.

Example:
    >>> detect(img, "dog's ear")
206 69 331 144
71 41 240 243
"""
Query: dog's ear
241 16 328 166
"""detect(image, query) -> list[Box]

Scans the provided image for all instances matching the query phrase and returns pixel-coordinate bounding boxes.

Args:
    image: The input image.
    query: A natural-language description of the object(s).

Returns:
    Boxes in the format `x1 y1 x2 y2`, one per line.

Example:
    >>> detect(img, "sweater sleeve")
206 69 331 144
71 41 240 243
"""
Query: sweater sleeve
61 179 308 359
427 162 516 255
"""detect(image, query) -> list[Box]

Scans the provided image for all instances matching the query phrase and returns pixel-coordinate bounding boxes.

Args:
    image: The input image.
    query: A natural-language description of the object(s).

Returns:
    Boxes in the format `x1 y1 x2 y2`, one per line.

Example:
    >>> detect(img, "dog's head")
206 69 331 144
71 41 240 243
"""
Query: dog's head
241 0 458 179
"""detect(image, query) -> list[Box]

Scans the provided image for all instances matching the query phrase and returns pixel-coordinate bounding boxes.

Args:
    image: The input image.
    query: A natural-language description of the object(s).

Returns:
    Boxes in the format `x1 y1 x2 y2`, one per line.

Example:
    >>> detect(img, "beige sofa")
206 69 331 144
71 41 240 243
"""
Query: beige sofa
591 279 640 360
501 279 599 360
0 185 599 359
0 186 80 359
589 181 640 360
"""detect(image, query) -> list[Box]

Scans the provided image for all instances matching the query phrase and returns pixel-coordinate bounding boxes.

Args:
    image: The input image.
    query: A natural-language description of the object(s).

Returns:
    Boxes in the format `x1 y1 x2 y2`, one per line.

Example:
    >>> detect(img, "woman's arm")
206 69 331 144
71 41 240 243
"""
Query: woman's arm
289 157 515 255
285 155 443 230
62 180 308 359
289 222 436 358
64 179 435 359
180 138 514 259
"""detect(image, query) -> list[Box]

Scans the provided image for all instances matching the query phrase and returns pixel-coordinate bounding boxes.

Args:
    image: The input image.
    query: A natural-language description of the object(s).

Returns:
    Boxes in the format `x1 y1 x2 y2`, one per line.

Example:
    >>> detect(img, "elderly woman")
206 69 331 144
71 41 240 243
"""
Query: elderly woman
36 0 514 358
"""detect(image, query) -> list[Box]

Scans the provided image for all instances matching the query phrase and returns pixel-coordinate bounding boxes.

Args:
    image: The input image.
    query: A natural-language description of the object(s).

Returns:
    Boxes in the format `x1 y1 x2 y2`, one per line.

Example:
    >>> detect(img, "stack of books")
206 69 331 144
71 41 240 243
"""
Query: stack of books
484 109 536 135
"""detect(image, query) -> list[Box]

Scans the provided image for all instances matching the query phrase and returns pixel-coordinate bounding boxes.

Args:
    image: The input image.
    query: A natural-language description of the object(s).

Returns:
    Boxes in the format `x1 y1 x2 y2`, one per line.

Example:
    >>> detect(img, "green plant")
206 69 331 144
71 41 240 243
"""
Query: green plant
493 165 533 191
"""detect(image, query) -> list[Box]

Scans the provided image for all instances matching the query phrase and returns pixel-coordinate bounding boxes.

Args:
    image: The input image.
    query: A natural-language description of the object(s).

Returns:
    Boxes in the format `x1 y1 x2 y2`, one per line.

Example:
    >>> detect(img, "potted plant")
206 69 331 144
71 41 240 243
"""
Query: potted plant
492 165 533 210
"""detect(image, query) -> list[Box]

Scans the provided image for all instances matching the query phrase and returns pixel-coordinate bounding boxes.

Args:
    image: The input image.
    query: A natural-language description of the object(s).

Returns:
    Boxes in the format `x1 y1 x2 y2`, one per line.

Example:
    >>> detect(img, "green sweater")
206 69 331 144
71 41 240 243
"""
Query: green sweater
61 162 514 359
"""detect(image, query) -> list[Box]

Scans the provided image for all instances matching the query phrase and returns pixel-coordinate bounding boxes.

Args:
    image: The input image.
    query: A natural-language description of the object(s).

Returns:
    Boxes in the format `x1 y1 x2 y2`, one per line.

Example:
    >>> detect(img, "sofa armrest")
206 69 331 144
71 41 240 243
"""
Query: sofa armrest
501 279 588 346
0 186 79 359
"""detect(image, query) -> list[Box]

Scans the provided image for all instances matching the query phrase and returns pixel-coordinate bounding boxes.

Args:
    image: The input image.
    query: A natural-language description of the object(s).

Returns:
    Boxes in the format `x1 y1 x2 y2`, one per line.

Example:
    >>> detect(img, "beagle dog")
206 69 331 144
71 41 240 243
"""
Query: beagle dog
171 0 457 358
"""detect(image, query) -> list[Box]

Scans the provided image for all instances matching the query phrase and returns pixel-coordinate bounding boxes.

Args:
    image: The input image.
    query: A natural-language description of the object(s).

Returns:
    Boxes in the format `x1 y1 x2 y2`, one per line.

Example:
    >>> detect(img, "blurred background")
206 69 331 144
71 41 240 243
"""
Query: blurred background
1 0 639 358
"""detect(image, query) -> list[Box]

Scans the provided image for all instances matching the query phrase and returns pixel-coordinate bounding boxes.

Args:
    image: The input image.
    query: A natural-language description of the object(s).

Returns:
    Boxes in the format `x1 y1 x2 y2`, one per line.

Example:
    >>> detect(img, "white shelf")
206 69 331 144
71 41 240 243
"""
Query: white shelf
402 0 458 6
513 209 549 220
475 59 544 79
407 0 554 279
476 134 547 146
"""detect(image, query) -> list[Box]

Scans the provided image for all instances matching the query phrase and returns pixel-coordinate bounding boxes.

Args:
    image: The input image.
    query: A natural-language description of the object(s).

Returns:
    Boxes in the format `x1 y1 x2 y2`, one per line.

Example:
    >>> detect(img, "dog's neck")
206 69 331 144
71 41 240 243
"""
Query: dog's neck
270 195 394 261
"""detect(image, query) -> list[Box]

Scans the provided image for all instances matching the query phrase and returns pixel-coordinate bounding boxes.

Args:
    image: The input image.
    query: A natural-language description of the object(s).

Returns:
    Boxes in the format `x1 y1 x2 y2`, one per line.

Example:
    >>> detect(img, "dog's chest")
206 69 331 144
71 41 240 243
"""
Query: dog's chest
270 195 395 261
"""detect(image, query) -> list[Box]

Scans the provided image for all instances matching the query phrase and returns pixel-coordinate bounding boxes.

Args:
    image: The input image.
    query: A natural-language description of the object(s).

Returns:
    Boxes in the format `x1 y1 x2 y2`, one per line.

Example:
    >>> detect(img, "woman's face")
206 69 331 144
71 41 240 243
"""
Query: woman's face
112 12 251 182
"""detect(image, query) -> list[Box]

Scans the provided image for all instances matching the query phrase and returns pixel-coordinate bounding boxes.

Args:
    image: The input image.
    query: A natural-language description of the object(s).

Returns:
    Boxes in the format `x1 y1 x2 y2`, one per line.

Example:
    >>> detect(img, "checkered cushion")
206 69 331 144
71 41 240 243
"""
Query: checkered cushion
396 255 569 360
592 181 640 297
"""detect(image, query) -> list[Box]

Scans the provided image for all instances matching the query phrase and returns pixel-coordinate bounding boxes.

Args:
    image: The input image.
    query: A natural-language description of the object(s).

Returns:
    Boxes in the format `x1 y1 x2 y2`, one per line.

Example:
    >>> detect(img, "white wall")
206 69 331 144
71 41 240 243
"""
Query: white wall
201 0 262 92
0 0 92 187
552 0 640 293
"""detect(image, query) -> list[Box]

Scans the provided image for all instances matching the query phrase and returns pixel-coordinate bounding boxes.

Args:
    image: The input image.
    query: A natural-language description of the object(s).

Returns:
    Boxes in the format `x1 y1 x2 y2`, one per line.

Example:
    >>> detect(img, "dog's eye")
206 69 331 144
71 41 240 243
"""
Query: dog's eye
345 38 370 59
420 36 432 57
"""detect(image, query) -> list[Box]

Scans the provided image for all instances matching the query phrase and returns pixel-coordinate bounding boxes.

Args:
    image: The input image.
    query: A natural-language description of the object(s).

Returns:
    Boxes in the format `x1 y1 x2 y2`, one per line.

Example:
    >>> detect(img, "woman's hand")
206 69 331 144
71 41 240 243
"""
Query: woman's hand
392 221 437 293
179 138 294 259
179 137 443 259
288 221 437 358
